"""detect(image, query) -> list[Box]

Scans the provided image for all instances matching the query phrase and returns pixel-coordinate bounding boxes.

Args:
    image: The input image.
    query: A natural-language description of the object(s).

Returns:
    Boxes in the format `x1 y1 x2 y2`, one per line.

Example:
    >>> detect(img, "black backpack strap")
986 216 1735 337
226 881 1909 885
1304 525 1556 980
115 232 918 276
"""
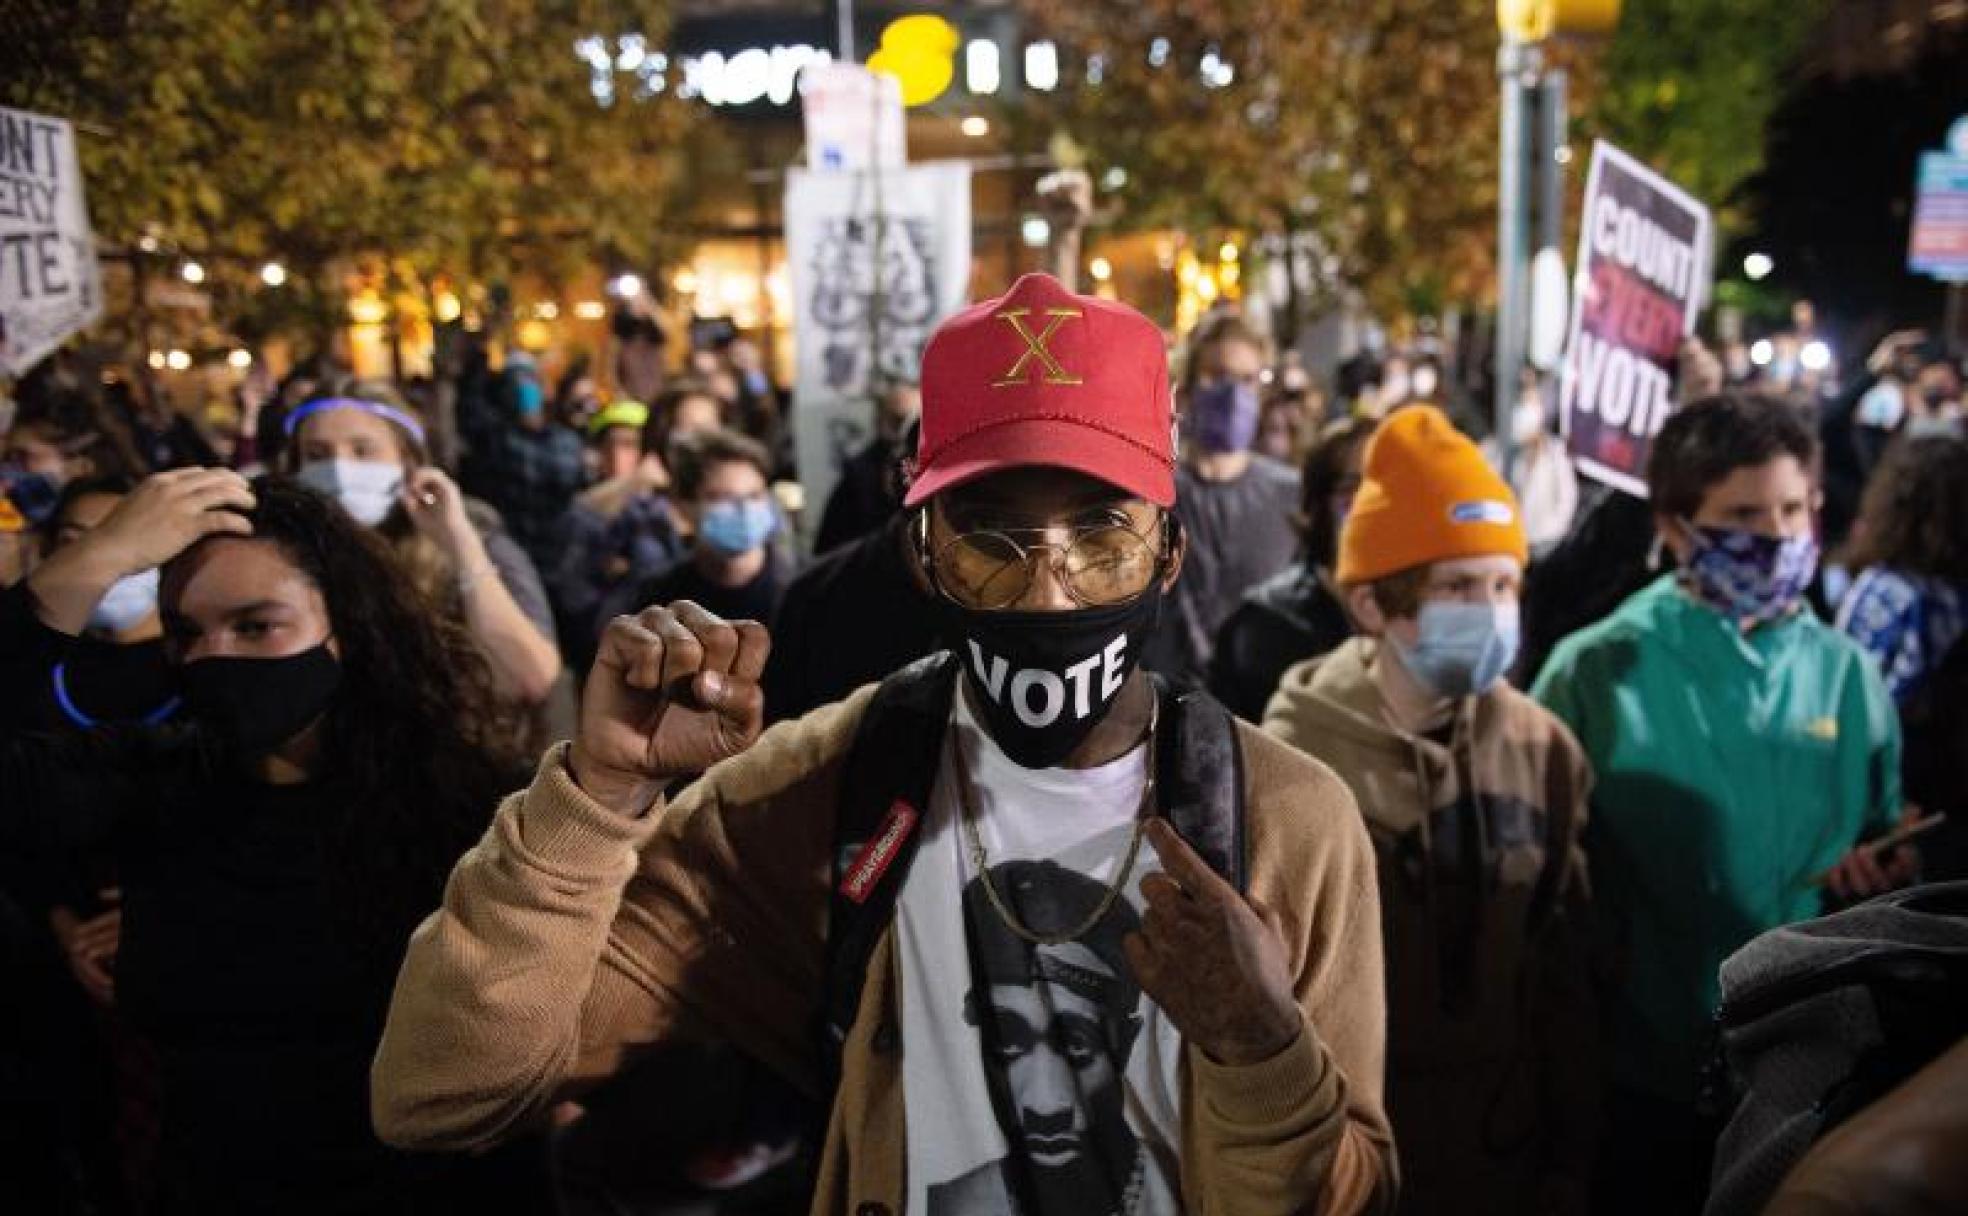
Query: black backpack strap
1152 675 1249 894
817 651 960 1096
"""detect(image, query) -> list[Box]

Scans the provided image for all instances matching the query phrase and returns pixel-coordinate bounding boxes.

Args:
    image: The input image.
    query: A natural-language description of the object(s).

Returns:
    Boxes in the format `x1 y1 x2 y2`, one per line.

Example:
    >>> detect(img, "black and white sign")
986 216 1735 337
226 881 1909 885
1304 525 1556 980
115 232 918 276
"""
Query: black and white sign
1559 141 1712 497
785 160 970 536
0 107 101 377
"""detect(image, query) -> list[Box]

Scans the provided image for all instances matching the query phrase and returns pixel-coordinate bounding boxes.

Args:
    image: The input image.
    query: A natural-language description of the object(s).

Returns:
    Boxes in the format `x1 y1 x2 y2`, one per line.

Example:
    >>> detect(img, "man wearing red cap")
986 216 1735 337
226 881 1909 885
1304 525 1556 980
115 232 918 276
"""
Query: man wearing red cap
373 274 1394 1216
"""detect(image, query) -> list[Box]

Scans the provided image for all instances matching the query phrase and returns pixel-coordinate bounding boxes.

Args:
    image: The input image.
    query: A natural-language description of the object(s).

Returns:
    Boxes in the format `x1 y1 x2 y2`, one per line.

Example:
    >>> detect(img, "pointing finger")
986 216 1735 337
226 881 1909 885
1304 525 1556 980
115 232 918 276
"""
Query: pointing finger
1145 819 1225 903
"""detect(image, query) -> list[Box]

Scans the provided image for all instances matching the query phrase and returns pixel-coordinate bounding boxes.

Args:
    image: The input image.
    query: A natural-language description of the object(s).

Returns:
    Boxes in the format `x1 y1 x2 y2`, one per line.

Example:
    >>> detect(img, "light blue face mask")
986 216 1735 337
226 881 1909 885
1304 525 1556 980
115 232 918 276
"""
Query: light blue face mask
89 567 160 634
1390 599 1521 699
698 497 778 556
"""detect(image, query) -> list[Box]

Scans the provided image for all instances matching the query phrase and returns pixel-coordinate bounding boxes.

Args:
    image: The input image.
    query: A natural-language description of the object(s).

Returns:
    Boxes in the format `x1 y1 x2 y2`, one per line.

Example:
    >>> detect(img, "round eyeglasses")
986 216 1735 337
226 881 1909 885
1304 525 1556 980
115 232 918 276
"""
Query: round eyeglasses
918 512 1171 610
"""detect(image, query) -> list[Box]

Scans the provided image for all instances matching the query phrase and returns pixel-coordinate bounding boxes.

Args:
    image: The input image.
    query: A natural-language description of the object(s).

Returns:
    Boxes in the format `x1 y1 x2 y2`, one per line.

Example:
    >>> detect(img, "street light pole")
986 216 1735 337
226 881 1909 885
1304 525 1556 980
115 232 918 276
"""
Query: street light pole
1495 37 1539 469
835 0 856 62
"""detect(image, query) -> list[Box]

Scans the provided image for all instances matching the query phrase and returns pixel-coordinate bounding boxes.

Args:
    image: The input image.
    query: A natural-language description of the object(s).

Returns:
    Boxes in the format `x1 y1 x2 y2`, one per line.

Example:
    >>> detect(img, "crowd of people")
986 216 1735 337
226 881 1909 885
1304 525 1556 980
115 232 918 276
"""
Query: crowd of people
1 270 1964 1216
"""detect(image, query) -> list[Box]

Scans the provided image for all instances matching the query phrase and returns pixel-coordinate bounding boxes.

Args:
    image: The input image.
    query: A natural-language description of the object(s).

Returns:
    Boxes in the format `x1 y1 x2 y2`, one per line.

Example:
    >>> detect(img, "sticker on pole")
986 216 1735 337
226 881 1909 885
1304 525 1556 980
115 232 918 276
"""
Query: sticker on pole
0 106 102 378
1559 141 1711 497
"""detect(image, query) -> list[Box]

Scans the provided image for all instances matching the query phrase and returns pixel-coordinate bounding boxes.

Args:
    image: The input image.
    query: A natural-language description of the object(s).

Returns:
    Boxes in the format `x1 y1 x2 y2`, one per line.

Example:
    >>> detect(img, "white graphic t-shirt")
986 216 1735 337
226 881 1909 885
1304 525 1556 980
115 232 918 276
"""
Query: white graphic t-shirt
897 693 1185 1216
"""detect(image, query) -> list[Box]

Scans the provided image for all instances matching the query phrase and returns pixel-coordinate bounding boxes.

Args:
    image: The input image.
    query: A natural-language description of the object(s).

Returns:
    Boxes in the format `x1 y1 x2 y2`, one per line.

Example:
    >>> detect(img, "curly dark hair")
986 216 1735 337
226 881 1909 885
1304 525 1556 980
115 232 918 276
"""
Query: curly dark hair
1647 392 1819 520
1838 436 1968 583
165 476 525 965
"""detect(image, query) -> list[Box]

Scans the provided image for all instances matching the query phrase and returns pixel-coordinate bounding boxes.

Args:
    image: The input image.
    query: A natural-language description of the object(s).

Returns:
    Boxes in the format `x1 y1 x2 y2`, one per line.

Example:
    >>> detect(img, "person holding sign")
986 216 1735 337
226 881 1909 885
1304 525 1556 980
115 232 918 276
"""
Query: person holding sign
1531 393 1915 1216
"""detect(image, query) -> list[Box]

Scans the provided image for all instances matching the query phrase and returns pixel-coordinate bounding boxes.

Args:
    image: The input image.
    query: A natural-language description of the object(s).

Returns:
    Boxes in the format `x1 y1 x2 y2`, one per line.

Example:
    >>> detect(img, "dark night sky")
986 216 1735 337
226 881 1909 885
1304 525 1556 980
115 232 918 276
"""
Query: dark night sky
1741 11 1968 350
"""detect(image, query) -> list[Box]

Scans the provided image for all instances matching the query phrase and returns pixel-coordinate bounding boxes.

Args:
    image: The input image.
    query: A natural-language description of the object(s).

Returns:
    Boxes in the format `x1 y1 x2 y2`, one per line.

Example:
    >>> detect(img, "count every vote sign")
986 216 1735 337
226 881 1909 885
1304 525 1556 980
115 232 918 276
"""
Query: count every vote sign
0 106 102 379
1560 141 1712 497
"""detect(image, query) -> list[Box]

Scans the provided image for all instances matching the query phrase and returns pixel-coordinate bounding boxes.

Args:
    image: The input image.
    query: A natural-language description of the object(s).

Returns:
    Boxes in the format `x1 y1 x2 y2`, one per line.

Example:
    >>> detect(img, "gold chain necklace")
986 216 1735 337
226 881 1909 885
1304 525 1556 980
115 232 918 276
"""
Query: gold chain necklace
952 698 1158 948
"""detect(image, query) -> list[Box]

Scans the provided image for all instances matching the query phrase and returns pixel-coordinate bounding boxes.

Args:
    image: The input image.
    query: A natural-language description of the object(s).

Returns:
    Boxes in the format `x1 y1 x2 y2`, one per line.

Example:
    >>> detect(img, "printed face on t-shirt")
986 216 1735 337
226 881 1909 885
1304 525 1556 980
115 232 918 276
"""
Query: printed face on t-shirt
956 861 1146 1214
980 977 1119 1169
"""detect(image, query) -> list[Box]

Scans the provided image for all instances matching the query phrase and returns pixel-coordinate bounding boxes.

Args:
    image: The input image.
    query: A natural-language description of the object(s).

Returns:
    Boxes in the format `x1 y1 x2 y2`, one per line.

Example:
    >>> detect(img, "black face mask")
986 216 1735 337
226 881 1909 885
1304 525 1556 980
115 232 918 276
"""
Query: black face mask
179 645 343 755
942 585 1163 769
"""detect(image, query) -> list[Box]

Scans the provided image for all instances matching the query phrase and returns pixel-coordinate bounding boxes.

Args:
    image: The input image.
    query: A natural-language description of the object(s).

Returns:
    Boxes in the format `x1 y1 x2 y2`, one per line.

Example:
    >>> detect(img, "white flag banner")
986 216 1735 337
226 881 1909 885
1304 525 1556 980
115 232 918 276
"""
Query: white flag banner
801 62 906 173
786 160 971 540
0 107 103 377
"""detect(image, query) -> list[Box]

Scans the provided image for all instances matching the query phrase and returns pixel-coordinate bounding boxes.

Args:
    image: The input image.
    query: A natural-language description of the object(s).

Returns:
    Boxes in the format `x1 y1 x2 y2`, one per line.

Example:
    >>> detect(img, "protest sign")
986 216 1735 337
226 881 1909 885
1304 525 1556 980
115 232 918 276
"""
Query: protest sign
0 106 101 377
1559 140 1712 496
785 160 971 539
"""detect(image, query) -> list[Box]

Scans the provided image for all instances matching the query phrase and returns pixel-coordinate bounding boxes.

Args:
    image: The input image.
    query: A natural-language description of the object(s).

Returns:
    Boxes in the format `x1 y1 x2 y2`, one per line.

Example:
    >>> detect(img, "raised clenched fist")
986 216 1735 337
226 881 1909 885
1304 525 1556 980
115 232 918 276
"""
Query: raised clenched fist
567 601 771 814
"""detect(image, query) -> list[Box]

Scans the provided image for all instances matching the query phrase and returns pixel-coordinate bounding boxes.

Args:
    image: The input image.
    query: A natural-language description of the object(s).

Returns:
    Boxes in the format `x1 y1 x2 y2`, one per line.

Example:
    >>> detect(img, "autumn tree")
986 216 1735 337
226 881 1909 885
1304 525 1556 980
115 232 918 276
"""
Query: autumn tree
1014 0 1505 319
1579 0 1830 233
2 0 708 339
1015 0 1826 324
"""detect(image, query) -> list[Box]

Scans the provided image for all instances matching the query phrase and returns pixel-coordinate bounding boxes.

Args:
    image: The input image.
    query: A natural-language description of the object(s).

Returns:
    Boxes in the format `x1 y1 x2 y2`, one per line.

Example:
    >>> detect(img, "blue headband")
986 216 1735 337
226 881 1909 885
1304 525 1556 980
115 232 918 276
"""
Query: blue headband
284 396 428 446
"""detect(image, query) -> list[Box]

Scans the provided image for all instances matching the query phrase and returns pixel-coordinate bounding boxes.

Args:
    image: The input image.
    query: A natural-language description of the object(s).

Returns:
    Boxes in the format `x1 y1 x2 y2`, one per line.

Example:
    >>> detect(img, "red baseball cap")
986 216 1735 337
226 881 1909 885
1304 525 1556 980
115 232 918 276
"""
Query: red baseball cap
904 272 1175 509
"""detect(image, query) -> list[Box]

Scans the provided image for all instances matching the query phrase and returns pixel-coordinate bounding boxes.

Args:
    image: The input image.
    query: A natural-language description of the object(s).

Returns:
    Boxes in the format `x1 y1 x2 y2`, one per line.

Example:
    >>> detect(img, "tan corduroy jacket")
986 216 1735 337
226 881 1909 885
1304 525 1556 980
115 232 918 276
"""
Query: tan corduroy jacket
371 682 1396 1216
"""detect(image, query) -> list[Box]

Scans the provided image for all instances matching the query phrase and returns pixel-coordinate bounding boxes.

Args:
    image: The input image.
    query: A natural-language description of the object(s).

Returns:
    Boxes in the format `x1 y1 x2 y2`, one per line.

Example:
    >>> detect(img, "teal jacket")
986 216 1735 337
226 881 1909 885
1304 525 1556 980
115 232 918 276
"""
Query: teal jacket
1532 575 1899 1102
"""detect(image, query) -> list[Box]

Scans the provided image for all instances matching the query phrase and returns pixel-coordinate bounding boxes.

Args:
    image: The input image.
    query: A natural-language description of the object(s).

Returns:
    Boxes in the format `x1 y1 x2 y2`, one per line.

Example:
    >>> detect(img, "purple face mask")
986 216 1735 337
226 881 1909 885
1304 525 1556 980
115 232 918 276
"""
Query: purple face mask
1679 522 1819 626
1188 381 1261 455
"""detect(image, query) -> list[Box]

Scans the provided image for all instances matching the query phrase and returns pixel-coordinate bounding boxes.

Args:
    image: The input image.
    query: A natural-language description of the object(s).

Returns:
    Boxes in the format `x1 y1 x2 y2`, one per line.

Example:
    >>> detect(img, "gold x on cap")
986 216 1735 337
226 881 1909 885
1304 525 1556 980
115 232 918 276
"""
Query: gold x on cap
991 307 1085 387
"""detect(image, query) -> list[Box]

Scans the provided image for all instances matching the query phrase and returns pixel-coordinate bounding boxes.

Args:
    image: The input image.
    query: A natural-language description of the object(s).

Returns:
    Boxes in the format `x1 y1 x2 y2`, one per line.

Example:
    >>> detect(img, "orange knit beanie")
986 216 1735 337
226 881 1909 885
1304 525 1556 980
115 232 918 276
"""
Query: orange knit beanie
1336 405 1528 585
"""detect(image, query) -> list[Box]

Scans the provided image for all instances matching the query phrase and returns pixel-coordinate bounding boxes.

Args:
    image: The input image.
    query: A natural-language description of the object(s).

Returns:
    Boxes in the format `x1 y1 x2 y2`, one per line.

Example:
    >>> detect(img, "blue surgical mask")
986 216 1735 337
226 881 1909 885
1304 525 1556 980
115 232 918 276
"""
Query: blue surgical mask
89 568 160 634
513 377 544 419
1390 600 1521 699
698 497 777 556
297 458 404 527
1188 381 1261 455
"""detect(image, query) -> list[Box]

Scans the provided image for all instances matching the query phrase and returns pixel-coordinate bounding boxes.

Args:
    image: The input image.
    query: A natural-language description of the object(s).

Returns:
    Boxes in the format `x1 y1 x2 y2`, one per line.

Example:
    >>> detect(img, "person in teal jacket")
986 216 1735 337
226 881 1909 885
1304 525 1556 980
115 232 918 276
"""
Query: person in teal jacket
1531 393 1915 1216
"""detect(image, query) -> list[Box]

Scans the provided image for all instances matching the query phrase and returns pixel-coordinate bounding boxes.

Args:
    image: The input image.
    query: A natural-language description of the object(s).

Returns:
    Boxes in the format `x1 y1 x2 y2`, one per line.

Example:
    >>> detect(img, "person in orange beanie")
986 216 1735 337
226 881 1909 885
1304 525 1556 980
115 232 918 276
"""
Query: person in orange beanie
1263 405 1600 1215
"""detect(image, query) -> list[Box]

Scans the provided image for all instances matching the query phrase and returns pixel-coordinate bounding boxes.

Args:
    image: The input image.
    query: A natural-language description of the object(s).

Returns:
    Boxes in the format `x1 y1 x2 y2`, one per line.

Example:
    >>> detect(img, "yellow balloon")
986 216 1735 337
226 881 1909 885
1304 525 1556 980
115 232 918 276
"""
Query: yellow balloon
880 14 961 56
868 46 954 107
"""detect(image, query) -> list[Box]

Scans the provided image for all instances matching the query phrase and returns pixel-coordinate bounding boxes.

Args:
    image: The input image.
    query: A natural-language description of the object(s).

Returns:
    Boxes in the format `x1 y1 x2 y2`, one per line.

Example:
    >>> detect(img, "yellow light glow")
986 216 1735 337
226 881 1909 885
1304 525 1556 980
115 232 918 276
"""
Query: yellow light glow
573 300 608 320
534 302 560 320
348 294 389 325
675 268 700 295
1089 256 1113 282
434 291 462 323
869 13 961 107
515 319 552 350
1219 242 1239 263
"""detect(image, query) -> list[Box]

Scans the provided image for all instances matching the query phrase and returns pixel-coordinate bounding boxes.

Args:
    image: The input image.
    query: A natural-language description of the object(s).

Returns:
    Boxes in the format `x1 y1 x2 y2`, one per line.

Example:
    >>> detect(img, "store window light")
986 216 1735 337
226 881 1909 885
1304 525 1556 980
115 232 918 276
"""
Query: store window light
966 39 1001 94
1024 41 1059 92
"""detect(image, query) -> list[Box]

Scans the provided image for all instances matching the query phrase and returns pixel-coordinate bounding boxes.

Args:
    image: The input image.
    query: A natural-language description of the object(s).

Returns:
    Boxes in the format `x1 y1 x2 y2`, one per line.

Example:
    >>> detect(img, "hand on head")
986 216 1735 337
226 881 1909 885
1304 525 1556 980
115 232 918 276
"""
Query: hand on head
90 468 256 574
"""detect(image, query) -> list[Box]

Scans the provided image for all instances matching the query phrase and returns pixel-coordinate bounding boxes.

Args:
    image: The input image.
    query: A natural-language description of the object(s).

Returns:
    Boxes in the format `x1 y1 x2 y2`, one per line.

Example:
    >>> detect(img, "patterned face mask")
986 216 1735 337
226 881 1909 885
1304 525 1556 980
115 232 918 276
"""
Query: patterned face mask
1677 520 1819 626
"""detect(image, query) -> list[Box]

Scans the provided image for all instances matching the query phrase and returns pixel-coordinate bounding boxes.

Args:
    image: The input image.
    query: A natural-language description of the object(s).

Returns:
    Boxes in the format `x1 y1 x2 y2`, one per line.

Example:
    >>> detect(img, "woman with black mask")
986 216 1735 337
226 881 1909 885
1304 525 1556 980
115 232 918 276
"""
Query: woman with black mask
0 470 546 1214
